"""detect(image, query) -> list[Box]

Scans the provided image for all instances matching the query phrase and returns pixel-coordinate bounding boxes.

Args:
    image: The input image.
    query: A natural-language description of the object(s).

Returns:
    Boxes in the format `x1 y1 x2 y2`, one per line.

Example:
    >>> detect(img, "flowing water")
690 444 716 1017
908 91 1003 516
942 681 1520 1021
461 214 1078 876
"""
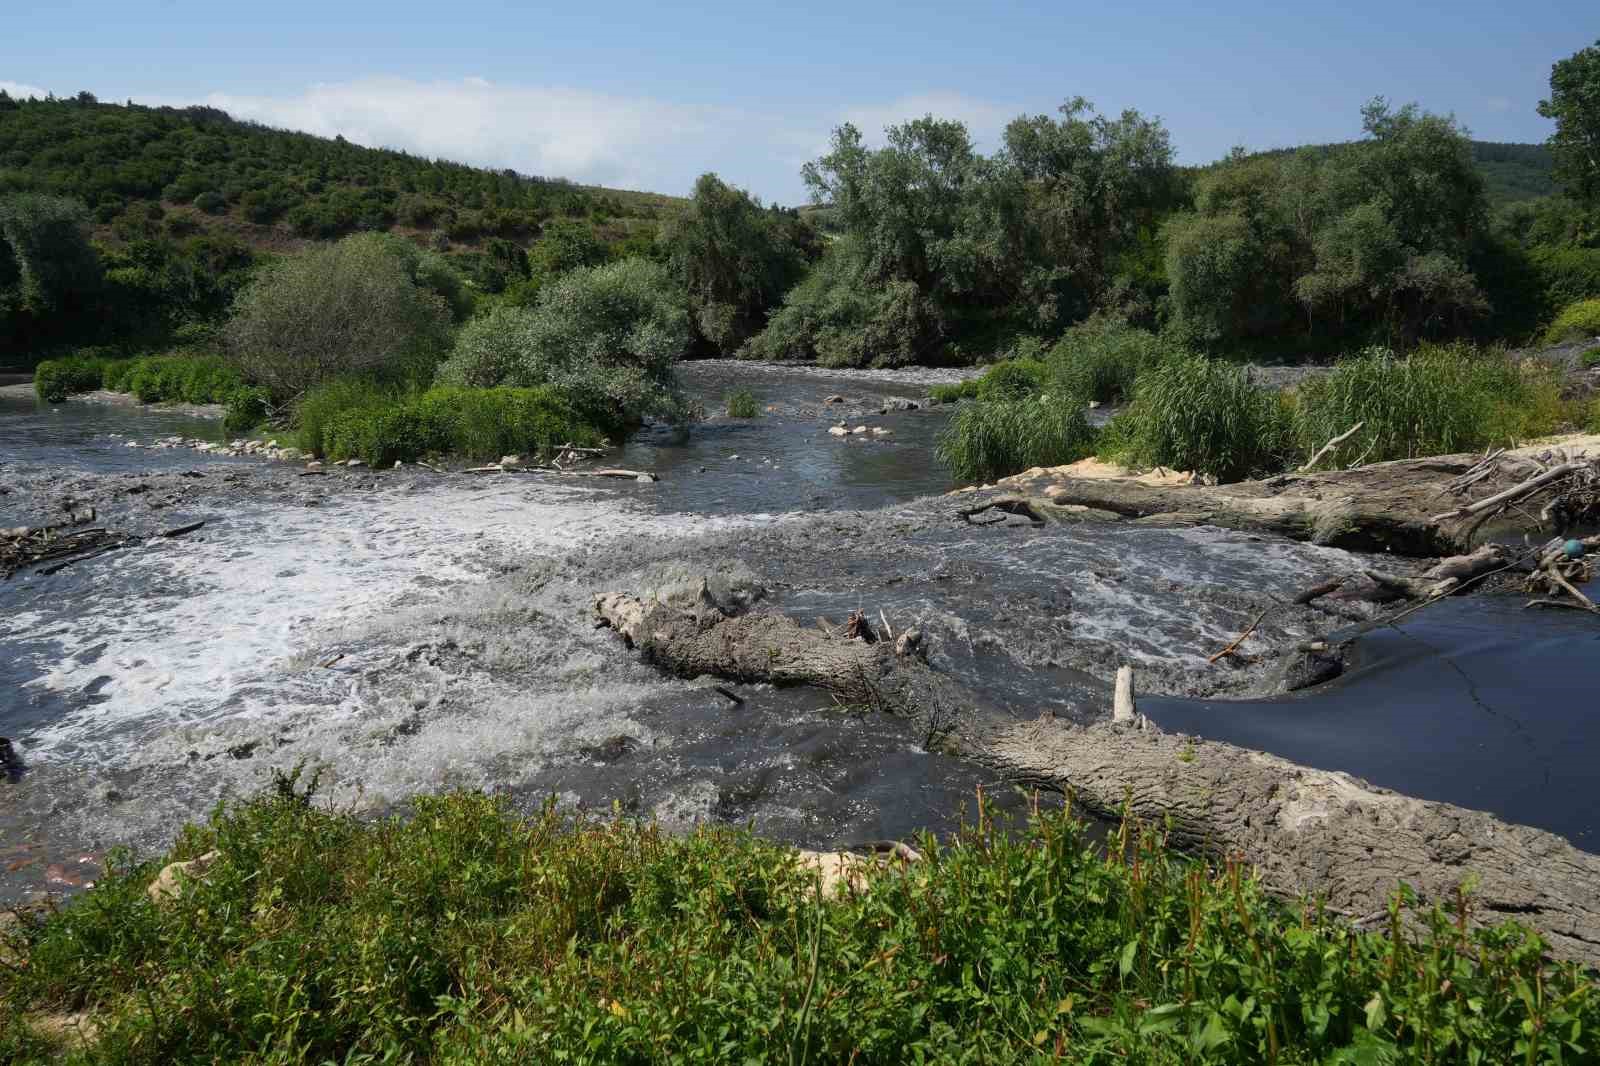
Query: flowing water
2 363 1596 899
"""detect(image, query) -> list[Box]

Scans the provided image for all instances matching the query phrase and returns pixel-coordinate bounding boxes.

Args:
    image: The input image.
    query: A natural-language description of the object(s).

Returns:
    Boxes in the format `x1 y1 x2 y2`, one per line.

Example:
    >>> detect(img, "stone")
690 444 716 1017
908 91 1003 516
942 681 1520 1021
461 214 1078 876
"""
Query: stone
147 850 221 904
635 473 657 483
823 394 846 404
827 426 848 437
499 454 524 470
345 459 365 468
304 461 324 473
279 448 303 462
851 426 869 435
871 427 893 438
794 849 872 897
393 461 403 469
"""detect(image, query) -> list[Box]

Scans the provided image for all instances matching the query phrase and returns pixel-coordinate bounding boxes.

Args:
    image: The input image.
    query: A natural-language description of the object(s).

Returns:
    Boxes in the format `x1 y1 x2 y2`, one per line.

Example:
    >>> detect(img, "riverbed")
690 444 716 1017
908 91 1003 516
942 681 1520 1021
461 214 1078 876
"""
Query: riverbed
2 363 1596 900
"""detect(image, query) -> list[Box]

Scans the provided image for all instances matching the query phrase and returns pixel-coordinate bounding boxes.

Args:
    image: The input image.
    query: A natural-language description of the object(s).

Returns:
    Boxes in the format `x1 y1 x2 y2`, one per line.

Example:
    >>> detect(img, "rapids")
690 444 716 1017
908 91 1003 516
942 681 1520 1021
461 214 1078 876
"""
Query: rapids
2 362 1595 900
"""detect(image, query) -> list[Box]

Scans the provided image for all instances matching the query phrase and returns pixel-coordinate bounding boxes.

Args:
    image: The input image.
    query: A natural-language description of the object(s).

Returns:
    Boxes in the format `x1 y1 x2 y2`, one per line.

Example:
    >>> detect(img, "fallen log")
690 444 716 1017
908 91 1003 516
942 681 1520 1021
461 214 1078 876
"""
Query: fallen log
1430 462 1584 523
594 578 1600 965
988 716 1600 967
957 495 1119 526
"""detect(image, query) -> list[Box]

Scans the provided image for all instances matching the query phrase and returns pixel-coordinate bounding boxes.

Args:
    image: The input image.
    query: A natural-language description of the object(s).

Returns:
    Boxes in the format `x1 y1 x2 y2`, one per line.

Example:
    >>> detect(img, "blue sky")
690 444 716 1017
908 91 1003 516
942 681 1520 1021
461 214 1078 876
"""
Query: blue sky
2 1 1594 203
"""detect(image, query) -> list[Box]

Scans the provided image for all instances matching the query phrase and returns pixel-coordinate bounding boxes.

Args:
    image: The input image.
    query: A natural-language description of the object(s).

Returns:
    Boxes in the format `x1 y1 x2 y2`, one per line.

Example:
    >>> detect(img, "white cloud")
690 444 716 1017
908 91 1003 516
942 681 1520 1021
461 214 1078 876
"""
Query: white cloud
0 80 51 100
198 76 734 194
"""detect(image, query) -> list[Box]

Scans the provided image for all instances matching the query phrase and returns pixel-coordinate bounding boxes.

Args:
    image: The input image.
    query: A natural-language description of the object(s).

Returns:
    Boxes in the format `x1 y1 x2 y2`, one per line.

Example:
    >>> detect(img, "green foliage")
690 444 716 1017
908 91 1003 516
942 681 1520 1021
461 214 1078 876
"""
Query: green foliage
222 385 269 434
300 382 605 465
1046 318 1176 403
224 233 455 403
1167 101 1489 351
1582 346 1600 369
661 173 817 354
2 789 1594 1064
0 193 102 315
1111 357 1294 481
1539 40 1600 206
529 218 608 279
0 97 613 241
33 351 113 402
741 237 945 367
435 258 688 426
1295 345 1568 468
1544 297 1600 344
935 393 1096 482
723 388 761 418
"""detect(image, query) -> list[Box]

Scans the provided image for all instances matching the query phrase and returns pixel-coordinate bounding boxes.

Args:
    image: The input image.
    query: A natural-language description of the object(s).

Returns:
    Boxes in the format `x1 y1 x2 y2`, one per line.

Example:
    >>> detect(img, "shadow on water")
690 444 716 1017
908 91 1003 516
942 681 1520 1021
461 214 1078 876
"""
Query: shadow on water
1144 597 1600 849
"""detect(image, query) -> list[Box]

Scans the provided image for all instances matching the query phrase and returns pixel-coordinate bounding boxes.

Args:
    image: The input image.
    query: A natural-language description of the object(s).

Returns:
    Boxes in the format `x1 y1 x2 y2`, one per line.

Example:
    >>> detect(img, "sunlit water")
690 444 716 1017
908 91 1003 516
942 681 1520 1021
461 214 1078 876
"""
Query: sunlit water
2 363 1596 898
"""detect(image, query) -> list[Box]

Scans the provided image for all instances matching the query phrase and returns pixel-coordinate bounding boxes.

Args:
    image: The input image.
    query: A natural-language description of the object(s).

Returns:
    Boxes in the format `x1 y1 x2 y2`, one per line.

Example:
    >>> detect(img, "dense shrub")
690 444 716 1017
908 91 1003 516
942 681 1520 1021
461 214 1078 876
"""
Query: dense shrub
32 351 113 402
435 258 688 427
222 385 270 434
225 234 455 404
1295 345 1568 467
935 393 1096 482
742 239 945 368
2 786 1593 1064
1544 297 1600 344
304 383 605 465
1109 357 1294 481
1045 319 1175 403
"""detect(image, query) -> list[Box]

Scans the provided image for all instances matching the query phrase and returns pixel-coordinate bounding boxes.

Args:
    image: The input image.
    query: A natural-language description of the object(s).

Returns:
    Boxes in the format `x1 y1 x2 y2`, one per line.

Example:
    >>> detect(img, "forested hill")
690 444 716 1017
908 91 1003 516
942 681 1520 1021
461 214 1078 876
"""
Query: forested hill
1199 139 1555 208
0 92 680 250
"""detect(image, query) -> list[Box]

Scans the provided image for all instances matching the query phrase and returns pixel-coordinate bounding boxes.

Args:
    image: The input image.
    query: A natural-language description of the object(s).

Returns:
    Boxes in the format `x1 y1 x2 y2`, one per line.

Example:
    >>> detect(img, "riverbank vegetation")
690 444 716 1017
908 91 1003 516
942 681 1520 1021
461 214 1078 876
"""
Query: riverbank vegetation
936 323 1576 483
9 39 1599 463
2 781 1595 1065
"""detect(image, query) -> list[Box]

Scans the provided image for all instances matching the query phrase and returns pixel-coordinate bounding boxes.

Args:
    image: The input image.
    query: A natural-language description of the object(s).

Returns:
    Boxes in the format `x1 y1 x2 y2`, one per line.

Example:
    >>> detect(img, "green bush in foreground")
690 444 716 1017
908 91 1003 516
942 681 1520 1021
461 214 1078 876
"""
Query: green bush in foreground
2 785 1593 1064
1109 357 1293 481
936 393 1096 482
724 388 762 418
298 381 606 466
1545 297 1600 345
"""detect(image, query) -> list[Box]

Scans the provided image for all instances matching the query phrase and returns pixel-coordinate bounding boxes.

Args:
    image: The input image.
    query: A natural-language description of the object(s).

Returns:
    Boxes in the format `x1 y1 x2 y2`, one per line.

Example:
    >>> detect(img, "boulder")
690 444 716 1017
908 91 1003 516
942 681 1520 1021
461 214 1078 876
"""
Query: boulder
850 426 869 436
147 850 221 904
827 426 848 437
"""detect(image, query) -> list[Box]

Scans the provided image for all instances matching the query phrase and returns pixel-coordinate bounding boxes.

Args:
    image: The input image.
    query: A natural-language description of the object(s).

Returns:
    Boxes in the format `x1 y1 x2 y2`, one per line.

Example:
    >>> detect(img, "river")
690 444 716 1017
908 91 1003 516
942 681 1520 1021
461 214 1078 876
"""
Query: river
2 362 1595 899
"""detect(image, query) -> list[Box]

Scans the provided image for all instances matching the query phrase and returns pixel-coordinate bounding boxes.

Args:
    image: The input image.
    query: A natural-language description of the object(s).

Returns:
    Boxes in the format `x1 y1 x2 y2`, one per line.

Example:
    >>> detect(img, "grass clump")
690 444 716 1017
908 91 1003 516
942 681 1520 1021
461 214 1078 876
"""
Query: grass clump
1295 344 1569 469
1581 346 1600 369
1107 356 1292 481
724 388 762 418
1543 297 1600 345
935 392 1096 482
295 381 605 466
2 784 1595 1064
1046 319 1174 404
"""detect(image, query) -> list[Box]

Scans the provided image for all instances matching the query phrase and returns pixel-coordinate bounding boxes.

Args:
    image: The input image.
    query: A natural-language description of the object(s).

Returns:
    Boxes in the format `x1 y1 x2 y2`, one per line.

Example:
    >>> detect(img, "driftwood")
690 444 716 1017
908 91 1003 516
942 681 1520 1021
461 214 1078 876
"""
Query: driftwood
595 580 1600 965
957 494 1119 526
1299 421 1364 472
982 449 1600 557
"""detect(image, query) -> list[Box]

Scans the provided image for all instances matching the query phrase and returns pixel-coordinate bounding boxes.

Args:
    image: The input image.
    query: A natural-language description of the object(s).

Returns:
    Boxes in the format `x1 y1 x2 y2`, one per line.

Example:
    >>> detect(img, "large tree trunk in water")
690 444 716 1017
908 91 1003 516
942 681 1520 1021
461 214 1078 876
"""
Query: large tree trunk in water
595 588 1600 966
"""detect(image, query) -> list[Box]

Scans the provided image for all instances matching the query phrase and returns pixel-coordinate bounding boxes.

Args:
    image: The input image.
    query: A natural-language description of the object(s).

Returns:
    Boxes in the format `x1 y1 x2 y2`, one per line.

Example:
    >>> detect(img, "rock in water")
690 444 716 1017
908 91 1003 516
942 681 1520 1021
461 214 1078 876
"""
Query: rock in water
828 426 848 437
0 737 20 775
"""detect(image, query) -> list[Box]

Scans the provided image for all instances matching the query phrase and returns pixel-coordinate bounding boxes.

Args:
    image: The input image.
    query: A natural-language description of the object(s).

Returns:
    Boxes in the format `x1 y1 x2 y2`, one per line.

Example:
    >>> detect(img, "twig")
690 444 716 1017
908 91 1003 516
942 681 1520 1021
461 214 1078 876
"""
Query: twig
713 685 745 705
1209 607 1271 664
1547 566 1598 612
1300 422 1364 472
37 540 128 575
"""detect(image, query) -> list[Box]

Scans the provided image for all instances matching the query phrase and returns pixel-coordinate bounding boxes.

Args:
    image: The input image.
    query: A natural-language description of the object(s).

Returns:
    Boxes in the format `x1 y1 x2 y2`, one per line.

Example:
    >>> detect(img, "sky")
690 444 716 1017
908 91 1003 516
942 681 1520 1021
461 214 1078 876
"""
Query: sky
2 1 1594 204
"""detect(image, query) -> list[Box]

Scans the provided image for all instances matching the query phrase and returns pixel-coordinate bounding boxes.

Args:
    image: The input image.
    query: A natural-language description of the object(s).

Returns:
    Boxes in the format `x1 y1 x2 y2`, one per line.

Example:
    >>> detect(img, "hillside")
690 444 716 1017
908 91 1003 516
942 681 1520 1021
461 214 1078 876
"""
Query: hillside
1191 139 1556 208
0 92 682 256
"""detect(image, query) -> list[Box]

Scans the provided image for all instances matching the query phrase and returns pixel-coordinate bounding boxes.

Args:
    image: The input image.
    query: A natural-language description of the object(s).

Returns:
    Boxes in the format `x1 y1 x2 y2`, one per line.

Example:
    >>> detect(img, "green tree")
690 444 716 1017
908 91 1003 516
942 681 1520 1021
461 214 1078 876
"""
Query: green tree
1002 98 1179 325
224 233 454 403
660 173 814 354
1539 40 1600 205
0 193 103 315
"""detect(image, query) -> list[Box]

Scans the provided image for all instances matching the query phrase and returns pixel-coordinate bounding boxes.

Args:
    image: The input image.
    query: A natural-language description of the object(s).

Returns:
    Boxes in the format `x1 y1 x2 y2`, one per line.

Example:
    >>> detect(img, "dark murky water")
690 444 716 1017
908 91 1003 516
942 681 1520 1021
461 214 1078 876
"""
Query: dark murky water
2 363 1598 903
